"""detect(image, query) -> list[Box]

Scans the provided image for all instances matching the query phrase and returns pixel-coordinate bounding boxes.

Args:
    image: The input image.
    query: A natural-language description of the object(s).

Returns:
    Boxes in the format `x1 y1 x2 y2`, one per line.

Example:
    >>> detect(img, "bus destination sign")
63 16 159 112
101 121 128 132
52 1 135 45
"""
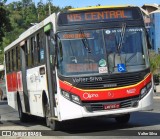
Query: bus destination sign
57 8 140 25
67 10 130 22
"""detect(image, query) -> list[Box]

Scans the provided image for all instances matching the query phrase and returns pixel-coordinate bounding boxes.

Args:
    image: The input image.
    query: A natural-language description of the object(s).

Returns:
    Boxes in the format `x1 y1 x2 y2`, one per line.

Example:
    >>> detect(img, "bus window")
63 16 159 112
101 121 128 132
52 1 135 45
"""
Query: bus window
40 33 45 64
5 53 9 73
11 50 14 71
31 37 35 66
37 33 40 64
8 51 11 72
13 49 17 71
27 40 32 67
16 46 21 70
34 36 38 66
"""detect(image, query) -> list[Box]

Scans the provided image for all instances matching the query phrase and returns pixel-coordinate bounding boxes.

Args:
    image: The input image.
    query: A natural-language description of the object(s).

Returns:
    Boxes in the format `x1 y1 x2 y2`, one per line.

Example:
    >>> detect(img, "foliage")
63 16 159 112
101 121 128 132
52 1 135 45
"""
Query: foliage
0 3 11 43
0 1 73 64
149 50 160 74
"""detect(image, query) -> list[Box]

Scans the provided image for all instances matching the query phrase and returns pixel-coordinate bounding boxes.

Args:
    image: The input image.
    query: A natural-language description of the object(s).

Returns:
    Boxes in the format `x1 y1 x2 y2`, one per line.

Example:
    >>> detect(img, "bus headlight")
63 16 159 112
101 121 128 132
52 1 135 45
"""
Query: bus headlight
61 90 81 105
140 82 152 98
71 94 81 104
61 90 70 100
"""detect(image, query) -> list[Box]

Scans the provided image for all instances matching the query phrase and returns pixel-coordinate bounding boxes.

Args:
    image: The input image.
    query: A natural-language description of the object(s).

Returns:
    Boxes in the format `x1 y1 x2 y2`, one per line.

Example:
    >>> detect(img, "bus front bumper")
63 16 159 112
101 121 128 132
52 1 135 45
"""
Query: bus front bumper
58 88 153 121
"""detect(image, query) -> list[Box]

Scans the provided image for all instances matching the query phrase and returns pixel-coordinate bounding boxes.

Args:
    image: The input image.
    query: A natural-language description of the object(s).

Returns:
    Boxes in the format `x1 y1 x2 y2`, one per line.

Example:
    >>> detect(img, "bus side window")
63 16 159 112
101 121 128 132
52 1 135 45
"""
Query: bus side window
31 37 35 66
11 49 14 71
24 41 28 68
13 48 17 71
37 33 40 64
10 50 12 72
16 46 21 70
27 40 32 67
34 35 38 66
40 33 45 64
5 53 8 73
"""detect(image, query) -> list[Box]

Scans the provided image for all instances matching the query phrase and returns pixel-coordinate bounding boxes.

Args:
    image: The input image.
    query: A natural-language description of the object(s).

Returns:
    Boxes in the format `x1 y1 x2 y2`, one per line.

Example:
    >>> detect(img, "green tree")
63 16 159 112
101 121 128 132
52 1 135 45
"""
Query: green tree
61 6 73 12
149 50 160 74
0 0 74 64
23 3 38 28
0 3 11 42
22 0 32 7
37 0 46 22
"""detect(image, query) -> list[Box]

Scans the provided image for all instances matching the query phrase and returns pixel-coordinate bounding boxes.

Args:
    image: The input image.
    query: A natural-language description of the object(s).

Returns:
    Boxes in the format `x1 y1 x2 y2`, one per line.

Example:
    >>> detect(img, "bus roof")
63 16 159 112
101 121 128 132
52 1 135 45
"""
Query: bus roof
4 13 56 52
68 5 136 11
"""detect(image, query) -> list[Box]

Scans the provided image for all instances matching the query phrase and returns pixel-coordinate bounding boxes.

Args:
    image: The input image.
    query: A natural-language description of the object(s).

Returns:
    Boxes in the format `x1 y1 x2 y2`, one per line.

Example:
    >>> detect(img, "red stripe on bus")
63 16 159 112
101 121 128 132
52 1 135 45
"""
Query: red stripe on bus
59 73 152 101
6 71 23 92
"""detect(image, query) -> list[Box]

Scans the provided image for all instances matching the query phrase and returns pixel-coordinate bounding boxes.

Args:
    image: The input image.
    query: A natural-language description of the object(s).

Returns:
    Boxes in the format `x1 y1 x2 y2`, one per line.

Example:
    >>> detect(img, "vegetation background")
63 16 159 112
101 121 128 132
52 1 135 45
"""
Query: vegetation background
0 0 160 74
0 0 72 63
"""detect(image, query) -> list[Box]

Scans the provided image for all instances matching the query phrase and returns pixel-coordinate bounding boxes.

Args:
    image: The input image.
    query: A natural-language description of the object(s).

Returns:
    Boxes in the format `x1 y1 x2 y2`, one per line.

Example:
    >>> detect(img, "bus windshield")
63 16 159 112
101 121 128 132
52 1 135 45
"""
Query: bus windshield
57 27 149 76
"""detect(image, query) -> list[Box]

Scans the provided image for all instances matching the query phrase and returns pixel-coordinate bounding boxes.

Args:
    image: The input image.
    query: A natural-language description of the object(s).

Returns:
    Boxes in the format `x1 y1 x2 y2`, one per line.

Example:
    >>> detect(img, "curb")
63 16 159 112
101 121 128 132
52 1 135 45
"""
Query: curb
0 101 7 105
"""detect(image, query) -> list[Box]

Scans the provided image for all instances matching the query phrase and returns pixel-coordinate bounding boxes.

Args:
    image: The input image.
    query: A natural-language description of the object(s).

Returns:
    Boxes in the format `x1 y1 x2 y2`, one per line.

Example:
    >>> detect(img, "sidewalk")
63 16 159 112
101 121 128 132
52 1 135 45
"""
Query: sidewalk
153 85 160 98
0 100 7 105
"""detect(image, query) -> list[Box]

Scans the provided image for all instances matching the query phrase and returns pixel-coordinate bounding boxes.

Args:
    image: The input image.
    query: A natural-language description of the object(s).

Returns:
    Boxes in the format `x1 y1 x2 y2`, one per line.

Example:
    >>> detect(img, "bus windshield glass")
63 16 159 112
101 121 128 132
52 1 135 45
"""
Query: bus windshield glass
57 27 149 76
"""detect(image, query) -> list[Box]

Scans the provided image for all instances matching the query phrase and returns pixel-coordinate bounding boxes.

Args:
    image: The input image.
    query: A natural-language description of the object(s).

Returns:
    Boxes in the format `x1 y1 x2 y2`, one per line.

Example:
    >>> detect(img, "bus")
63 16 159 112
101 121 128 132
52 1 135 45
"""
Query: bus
4 5 153 130
0 65 6 100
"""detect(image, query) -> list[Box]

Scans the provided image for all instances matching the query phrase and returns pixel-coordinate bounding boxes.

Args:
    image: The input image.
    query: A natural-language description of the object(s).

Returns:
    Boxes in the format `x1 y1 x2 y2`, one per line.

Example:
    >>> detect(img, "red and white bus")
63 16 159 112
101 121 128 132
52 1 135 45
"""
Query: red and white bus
4 5 153 130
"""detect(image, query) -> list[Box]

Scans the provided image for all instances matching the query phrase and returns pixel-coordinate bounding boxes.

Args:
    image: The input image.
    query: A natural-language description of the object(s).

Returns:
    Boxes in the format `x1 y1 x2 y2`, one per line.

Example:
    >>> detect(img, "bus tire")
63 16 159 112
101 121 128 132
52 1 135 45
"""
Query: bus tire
17 96 27 122
45 103 50 127
115 114 130 124
49 119 60 131
45 103 60 130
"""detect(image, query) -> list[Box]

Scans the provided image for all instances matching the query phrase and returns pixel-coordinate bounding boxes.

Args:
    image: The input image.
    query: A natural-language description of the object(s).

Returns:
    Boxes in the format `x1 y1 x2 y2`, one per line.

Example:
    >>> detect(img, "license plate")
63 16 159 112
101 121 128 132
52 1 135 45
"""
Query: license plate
104 103 120 110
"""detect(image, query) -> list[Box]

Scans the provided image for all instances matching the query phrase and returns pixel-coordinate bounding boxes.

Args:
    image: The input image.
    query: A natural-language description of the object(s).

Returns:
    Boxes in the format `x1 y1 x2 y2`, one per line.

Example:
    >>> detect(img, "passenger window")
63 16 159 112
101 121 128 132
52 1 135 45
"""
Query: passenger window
37 33 40 64
31 37 35 66
40 33 45 64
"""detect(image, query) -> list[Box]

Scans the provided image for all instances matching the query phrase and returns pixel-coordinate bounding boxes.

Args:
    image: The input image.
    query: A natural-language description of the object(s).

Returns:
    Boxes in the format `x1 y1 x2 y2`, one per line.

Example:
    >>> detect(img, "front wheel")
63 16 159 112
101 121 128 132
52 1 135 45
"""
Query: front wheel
49 119 60 131
45 103 60 130
115 114 130 124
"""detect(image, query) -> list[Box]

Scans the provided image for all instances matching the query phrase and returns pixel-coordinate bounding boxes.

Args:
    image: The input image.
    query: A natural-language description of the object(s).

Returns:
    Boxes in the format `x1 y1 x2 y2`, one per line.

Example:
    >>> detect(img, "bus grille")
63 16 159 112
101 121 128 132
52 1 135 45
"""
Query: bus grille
76 71 146 89
83 96 139 112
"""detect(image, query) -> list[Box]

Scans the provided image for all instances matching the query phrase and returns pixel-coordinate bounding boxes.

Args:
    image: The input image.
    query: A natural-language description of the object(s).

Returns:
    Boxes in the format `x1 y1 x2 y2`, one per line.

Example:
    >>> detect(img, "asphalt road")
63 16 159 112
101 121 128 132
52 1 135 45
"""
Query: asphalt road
0 94 160 138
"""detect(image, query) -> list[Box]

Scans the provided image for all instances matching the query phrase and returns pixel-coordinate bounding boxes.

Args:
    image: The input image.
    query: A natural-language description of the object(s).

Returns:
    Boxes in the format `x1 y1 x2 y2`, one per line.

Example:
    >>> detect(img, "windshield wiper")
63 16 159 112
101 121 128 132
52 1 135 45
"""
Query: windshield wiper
79 29 91 53
117 23 126 54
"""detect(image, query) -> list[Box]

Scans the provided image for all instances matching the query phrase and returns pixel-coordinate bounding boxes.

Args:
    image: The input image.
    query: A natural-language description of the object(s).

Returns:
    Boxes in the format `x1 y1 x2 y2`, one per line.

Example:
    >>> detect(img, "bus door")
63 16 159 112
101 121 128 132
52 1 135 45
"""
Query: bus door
45 30 57 118
20 41 30 113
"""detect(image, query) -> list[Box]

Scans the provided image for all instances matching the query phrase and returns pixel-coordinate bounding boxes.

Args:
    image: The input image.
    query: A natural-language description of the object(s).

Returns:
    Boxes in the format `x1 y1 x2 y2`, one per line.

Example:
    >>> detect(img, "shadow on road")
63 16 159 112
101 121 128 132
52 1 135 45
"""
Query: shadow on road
59 111 160 134
2 111 160 135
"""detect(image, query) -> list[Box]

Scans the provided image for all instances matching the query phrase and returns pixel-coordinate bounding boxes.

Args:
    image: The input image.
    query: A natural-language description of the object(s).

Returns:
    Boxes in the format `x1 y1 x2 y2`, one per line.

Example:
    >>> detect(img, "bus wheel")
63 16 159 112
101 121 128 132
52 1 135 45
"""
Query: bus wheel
49 119 60 131
45 103 50 127
115 114 130 124
45 103 60 130
17 97 27 122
